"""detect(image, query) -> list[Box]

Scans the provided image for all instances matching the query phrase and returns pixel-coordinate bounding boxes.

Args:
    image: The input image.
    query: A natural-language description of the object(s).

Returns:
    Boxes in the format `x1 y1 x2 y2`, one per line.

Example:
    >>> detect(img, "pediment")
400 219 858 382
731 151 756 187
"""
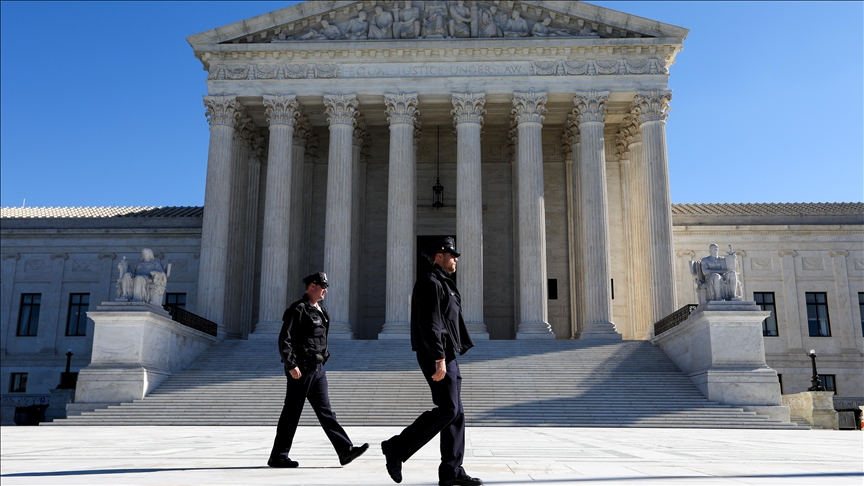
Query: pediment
187 1 688 47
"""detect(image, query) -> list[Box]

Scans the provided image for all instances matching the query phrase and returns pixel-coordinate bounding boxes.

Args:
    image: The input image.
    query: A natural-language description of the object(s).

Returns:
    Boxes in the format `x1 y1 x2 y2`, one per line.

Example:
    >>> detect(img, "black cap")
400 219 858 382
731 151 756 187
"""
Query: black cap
303 272 329 288
421 237 460 259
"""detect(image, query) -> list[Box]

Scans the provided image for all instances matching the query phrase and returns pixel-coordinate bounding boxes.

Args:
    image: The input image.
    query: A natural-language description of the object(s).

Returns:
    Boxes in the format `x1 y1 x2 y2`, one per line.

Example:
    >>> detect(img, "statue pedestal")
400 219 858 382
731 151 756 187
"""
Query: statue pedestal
782 391 839 430
69 302 218 416
652 302 790 423
45 388 75 422
1 403 17 425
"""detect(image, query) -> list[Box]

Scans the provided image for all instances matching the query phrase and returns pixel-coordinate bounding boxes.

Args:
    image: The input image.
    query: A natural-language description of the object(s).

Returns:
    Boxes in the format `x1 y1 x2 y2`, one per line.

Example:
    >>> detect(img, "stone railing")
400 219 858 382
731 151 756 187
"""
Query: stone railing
653 304 698 336
164 305 218 337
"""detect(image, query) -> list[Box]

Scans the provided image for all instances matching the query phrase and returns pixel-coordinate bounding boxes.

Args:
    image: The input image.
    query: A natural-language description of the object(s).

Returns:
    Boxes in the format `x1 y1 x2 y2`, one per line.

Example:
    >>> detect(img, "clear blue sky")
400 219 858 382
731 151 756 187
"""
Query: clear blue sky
1 1 861 208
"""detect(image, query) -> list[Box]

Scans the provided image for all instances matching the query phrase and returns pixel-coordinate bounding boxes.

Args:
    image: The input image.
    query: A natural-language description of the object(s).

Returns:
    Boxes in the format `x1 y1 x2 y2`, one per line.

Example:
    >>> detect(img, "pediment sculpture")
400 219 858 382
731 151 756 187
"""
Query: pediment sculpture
267 1 607 43
689 244 744 305
116 248 172 306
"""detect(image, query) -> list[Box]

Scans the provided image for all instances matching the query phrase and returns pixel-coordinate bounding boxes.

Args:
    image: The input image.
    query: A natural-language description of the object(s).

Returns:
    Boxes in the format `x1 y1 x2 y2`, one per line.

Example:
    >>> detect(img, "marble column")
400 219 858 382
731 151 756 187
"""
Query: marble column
198 95 241 332
239 133 265 336
323 94 359 339
254 95 300 337
623 114 653 339
509 122 521 336
286 116 310 300
452 93 489 339
778 250 804 354
615 127 636 339
563 118 584 338
512 92 554 339
634 90 677 324
224 116 253 339
573 91 620 340
829 250 860 354
350 116 367 335
380 93 419 339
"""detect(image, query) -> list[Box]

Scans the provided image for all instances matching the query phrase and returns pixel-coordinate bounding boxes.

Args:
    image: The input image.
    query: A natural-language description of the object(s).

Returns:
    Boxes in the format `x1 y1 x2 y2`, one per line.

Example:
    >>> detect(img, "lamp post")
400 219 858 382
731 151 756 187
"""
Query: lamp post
807 349 825 392
58 349 77 389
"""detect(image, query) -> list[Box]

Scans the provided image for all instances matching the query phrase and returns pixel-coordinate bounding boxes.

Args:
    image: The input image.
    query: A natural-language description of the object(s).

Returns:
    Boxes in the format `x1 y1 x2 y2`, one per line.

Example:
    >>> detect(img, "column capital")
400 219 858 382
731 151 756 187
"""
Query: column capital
633 90 672 123
203 95 242 128
324 94 359 126
251 133 267 161
353 115 368 147
616 114 640 159
511 92 547 125
451 93 486 126
384 93 420 126
263 95 301 127
778 250 798 258
235 117 257 147
293 116 310 146
829 250 849 258
676 250 696 259
572 91 610 125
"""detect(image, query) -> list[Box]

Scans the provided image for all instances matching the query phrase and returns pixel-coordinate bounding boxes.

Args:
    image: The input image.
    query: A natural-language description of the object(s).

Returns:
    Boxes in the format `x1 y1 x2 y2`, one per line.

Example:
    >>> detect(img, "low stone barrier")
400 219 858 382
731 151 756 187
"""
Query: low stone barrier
782 391 839 429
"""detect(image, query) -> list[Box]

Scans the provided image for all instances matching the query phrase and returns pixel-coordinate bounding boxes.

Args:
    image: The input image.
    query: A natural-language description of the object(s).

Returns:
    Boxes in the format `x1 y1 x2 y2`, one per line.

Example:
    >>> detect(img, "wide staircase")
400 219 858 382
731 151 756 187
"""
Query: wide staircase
51 339 804 428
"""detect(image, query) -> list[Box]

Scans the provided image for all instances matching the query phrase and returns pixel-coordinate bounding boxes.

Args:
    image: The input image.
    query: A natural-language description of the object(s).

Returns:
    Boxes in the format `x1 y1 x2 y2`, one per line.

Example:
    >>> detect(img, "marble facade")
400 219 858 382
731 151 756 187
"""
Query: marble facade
0 2 862 418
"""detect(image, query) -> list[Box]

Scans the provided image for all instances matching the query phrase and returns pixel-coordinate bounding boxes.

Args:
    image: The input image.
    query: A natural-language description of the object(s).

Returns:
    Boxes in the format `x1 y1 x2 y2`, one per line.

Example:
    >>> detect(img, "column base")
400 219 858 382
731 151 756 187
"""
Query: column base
466 322 490 340
516 321 555 339
379 321 410 339
249 320 281 340
328 321 355 340
581 321 622 340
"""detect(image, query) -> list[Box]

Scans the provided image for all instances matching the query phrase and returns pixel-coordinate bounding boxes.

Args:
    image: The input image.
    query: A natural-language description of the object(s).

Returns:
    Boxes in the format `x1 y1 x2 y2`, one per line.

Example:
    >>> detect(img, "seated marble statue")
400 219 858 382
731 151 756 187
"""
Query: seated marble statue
345 11 369 40
299 20 343 40
689 244 743 305
448 0 474 38
421 0 449 37
531 17 571 37
368 6 394 39
577 25 599 37
479 6 502 38
503 10 530 37
393 0 421 39
116 248 172 306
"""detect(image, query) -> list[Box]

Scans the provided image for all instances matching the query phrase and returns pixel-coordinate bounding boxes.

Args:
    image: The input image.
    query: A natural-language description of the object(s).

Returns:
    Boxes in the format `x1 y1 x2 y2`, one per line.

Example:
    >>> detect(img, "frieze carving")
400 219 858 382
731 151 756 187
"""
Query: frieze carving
207 59 666 81
168 259 188 272
263 95 301 127
24 259 45 272
802 257 824 270
203 96 242 128
855 258 864 270
323 94 359 126
451 93 486 126
512 92 547 125
72 259 95 272
750 257 773 270
256 1 621 44
633 90 672 124
384 93 420 126
573 91 609 125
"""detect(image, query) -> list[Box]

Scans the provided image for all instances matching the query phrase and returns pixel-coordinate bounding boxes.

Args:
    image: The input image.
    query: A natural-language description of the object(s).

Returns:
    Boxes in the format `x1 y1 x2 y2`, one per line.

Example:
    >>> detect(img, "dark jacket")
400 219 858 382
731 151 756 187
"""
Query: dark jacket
410 264 475 361
277 294 331 371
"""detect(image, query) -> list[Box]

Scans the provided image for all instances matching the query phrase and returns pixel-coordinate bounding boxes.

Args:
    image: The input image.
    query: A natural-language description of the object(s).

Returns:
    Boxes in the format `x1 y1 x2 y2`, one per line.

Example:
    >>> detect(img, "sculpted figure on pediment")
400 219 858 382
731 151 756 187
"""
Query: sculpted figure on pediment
478 5 502 38
422 0 449 38
532 17 571 37
299 19 343 40
345 10 369 40
448 0 474 38
578 25 599 37
368 5 394 39
393 0 421 39
503 10 529 37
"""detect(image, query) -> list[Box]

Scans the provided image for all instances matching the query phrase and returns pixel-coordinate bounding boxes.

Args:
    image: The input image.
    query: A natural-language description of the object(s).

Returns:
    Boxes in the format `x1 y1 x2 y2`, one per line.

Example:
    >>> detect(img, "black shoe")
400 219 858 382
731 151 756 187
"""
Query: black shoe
381 438 402 483
339 443 369 466
267 457 299 468
439 476 483 486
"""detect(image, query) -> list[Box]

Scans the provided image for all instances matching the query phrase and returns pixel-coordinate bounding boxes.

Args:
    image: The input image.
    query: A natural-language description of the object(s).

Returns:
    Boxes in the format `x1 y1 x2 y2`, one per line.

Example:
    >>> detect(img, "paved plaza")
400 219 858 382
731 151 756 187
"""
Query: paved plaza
1 426 861 485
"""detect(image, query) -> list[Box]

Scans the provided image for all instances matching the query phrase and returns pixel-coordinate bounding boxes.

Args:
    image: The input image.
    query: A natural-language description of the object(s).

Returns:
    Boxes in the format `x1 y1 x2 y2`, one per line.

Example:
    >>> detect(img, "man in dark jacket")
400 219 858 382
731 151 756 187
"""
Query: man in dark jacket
268 272 368 469
381 238 481 486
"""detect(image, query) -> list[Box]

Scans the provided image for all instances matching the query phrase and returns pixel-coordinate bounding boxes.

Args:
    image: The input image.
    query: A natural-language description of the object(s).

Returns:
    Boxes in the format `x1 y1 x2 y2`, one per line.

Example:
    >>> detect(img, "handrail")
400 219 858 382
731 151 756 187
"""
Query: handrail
163 305 218 337
653 304 698 336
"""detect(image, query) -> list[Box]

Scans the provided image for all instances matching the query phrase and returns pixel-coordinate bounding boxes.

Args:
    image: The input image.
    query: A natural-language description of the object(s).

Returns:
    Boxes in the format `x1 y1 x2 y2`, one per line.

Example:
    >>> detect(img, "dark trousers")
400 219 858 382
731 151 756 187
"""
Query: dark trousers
269 364 352 461
391 356 466 480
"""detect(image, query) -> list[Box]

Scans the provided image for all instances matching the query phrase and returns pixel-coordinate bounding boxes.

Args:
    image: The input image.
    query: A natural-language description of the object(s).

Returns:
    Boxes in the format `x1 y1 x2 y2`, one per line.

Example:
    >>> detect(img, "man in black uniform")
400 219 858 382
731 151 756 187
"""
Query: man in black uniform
381 237 482 486
268 272 368 468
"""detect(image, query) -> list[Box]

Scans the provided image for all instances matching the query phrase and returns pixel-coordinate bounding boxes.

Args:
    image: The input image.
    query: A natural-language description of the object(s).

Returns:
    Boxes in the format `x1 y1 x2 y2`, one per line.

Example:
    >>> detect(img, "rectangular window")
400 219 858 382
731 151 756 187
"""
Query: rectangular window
754 292 778 336
548 280 558 300
859 293 864 336
819 374 836 394
16 294 41 336
164 292 186 309
66 293 89 336
806 292 831 337
9 373 27 393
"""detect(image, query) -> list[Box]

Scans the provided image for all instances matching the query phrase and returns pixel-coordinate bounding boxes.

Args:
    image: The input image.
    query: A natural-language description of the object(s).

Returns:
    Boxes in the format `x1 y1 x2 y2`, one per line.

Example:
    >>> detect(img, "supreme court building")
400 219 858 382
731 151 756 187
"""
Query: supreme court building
2 1 863 419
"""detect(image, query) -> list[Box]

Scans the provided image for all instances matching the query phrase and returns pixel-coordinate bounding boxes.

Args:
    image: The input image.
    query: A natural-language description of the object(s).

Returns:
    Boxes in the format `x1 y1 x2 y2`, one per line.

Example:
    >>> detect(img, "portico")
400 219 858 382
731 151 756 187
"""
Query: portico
188 0 688 341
